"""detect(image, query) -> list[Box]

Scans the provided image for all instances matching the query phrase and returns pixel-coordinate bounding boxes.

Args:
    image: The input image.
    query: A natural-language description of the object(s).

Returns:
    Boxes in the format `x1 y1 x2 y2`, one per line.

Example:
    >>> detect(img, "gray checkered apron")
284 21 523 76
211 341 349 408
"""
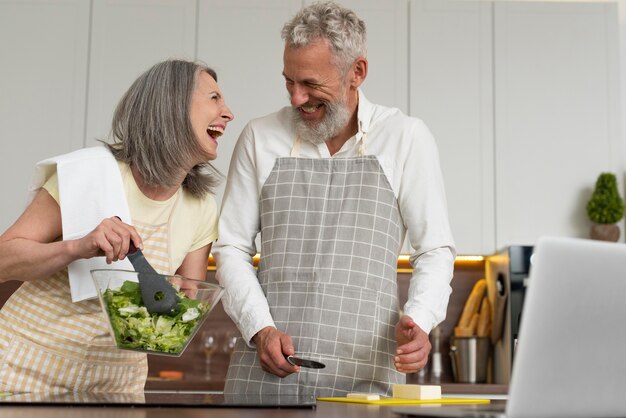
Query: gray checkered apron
224 135 405 397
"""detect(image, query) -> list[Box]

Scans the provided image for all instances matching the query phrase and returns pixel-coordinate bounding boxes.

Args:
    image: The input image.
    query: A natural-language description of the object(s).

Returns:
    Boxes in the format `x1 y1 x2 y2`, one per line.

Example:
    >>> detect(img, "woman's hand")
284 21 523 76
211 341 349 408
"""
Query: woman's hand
0 189 141 283
72 216 142 264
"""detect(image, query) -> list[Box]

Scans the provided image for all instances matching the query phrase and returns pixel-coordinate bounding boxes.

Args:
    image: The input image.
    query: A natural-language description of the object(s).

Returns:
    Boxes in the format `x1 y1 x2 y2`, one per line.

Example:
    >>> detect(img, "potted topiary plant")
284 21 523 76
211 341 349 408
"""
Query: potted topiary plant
586 172 624 242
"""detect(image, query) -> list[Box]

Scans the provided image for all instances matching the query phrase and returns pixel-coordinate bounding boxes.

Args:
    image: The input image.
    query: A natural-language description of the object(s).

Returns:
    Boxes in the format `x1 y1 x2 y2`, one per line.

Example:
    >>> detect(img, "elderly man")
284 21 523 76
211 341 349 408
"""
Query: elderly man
213 1 455 397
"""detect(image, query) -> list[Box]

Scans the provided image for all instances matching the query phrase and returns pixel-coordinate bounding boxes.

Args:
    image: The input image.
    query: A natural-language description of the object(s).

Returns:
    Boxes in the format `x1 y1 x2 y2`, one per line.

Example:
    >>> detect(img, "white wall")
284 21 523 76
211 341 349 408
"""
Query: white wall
0 0 410 233
0 0 624 254
0 0 90 231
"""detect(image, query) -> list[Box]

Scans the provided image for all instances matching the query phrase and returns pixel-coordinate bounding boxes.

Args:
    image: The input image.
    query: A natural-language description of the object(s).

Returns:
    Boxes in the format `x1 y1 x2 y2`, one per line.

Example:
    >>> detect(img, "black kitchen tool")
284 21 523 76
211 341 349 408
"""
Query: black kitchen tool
286 355 326 369
127 242 180 315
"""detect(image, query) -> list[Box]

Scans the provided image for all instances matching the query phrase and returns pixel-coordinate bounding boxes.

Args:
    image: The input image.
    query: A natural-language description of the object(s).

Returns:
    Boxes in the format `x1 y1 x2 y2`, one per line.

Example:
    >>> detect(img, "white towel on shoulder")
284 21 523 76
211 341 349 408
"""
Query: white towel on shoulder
29 146 133 302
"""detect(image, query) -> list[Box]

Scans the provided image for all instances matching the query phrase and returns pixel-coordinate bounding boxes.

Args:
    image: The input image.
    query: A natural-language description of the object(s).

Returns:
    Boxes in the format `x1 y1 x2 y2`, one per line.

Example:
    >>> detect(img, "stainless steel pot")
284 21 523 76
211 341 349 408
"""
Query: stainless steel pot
449 336 490 383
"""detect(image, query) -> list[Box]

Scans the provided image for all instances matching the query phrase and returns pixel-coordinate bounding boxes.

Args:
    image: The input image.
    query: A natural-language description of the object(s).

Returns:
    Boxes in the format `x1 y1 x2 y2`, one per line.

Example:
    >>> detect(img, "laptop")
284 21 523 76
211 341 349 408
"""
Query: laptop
394 236 626 418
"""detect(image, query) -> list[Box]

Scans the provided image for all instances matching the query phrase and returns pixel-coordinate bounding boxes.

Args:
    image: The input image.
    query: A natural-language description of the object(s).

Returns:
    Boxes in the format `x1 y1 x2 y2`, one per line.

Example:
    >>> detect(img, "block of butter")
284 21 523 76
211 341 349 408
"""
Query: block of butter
392 384 441 400
346 392 381 401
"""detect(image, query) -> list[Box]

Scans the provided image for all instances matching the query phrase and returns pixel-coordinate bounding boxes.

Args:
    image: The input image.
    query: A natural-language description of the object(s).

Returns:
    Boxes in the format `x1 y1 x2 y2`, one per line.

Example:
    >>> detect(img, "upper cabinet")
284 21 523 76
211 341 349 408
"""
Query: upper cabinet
85 0 197 146
196 0 304 202
0 0 621 255
410 0 620 254
0 0 90 233
410 0 495 254
493 2 621 248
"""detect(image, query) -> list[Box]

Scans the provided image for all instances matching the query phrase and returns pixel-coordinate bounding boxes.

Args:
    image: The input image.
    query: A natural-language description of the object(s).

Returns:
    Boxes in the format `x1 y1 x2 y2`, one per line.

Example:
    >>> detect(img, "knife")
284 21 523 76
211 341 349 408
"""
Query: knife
286 355 326 369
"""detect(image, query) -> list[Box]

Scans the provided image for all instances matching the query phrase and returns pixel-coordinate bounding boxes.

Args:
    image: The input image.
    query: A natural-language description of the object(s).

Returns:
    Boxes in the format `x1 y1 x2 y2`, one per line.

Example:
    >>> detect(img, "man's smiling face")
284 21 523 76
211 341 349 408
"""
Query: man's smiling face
283 39 352 144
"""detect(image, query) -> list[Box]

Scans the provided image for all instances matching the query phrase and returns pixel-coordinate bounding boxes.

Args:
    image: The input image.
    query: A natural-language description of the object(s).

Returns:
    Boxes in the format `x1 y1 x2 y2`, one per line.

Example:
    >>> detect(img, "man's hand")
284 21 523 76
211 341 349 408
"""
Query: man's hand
252 326 299 377
394 315 431 373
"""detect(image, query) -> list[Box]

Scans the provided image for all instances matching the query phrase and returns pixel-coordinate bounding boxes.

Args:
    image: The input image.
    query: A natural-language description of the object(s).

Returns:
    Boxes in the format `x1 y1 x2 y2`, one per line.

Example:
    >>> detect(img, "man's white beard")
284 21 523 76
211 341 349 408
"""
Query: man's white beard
291 98 351 145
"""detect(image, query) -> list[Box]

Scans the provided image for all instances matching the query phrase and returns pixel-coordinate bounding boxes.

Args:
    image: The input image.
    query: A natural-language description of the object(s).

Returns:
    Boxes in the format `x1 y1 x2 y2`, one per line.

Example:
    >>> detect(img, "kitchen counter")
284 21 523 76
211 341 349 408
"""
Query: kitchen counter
144 378 508 396
0 390 506 418
0 402 511 418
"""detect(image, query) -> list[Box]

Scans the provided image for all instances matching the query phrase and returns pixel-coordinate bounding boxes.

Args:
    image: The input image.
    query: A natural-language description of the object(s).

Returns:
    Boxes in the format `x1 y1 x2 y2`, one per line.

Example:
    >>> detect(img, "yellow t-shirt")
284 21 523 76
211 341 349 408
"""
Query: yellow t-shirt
43 161 218 273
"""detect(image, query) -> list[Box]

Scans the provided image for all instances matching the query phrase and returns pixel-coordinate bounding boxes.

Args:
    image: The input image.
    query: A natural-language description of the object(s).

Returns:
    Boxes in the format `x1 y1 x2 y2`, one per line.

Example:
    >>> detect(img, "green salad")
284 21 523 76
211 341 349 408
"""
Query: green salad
103 280 208 354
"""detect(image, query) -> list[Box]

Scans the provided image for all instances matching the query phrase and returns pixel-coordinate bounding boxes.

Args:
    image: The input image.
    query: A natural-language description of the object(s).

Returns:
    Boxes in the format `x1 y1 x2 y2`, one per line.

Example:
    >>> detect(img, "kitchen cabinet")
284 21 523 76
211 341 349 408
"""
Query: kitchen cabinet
410 0 621 253
0 0 90 233
0 0 197 232
493 1 621 247
85 0 197 147
410 0 495 254
196 0 304 204
0 0 621 256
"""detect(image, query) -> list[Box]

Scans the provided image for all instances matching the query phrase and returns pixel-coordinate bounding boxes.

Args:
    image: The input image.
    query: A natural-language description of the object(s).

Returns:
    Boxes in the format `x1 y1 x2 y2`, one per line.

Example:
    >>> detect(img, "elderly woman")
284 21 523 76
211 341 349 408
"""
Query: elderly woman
0 59 233 393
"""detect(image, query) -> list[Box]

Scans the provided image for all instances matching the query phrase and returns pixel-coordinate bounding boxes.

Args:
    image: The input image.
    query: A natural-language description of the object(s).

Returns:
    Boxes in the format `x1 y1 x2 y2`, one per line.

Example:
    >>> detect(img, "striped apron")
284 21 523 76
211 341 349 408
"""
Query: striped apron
225 135 406 397
0 220 176 393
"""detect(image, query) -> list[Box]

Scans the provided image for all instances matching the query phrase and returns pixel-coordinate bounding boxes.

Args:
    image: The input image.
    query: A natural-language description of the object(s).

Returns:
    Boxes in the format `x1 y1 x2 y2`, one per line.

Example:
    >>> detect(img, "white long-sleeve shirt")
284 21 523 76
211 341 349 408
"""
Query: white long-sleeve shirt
213 90 456 344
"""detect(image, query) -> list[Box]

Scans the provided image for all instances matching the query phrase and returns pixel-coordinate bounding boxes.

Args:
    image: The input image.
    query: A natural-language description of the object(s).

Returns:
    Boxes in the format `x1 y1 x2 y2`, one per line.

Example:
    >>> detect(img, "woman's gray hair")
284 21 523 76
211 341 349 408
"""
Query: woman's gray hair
104 59 221 198
281 1 367 75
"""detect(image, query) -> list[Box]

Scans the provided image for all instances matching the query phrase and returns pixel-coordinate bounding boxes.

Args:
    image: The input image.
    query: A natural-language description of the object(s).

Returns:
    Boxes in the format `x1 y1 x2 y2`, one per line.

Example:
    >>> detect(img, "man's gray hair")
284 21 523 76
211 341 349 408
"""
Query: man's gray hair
105 59 221 197
281 1 367 75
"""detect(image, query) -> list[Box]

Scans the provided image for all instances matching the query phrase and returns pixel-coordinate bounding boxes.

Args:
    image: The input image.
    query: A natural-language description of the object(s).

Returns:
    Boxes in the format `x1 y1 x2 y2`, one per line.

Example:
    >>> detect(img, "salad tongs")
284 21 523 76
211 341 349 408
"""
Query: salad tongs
127 242 180 314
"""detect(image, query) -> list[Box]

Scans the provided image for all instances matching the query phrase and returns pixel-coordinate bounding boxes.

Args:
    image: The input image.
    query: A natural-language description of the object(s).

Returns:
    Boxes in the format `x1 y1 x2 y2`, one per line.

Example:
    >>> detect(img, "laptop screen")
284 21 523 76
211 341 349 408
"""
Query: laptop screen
394 236 626 418
505 236 626 418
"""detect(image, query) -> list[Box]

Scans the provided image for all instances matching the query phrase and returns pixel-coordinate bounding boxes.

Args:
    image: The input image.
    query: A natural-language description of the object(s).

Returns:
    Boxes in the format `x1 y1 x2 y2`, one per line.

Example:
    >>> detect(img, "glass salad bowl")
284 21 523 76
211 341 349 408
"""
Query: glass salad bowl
91 269 224 357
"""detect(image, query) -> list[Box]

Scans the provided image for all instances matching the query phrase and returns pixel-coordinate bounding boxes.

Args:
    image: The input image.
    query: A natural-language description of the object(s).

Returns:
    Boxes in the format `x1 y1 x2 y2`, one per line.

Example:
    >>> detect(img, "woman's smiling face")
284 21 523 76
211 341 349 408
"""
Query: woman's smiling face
189 70 234 162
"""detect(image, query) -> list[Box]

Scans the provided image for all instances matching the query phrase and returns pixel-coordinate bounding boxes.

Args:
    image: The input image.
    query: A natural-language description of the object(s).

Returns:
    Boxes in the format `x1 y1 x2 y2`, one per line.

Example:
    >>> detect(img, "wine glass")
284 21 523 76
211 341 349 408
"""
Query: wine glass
201 330 218 379
222 330 238 357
